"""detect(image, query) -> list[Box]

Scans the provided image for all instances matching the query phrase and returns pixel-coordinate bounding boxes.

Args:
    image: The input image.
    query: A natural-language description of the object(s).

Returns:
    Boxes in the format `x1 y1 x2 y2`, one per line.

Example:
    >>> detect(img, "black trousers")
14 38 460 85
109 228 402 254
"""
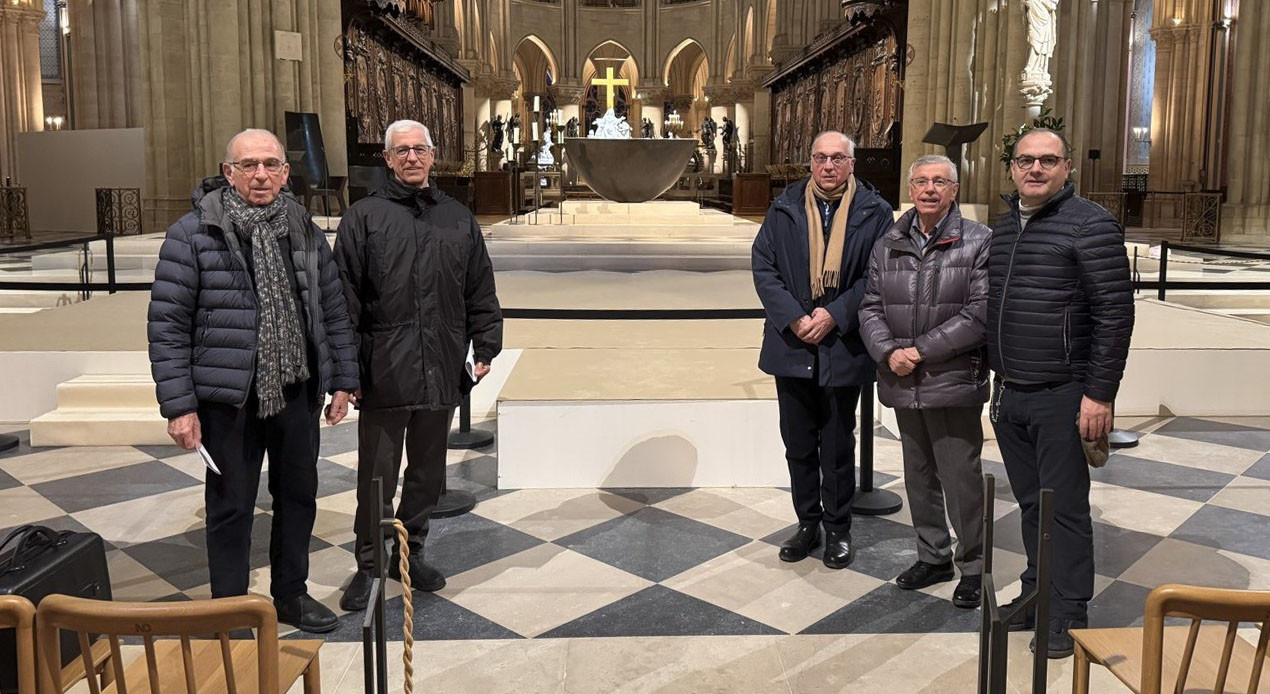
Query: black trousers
200 376 320 601
353 407 453 571
992 380 1093 622
775 377 860 532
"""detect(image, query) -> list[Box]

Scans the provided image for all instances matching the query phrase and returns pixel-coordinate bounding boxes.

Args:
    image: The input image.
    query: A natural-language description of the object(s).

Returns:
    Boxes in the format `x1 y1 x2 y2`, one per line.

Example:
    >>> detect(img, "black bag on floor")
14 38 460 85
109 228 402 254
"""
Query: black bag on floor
0 525 111 694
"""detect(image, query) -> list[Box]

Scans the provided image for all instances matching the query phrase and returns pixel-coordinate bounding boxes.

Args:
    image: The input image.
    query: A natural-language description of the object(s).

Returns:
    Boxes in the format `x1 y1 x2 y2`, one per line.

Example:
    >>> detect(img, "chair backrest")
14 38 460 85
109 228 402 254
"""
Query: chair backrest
1142 583 1270 694
0 595 36 694
35 594 280 694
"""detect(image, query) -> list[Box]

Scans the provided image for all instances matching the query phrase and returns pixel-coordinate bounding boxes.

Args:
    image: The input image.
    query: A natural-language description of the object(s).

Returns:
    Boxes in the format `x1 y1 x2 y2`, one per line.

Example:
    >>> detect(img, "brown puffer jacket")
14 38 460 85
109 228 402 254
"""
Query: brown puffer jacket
858 204 991 409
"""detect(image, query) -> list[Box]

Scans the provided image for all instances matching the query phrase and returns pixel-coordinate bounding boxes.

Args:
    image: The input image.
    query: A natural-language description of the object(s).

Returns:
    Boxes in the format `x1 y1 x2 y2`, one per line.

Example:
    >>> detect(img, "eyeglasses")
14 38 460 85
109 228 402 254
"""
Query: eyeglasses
390 145 435 159
228 159 286 175
909 176 957 190
1012 154 1066 170
811 154 853 166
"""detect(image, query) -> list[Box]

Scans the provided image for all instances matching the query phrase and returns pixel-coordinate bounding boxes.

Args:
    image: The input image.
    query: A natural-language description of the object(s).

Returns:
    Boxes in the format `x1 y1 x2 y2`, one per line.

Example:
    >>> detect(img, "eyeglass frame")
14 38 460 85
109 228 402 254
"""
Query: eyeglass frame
909 176 958 190
811 153 855 166
226 159 287 175
387 145 436 159
1011 154 1068 171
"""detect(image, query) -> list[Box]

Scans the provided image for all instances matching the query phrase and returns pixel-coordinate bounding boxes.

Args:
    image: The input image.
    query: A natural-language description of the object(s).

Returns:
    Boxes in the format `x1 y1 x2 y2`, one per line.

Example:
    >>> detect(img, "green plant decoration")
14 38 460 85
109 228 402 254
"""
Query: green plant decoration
1000 107 1066 170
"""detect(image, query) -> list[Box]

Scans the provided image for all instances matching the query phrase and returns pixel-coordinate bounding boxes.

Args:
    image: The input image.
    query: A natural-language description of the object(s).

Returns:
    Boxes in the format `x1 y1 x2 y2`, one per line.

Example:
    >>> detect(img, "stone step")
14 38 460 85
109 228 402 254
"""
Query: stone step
29 374 166 447
1166 291 1270 309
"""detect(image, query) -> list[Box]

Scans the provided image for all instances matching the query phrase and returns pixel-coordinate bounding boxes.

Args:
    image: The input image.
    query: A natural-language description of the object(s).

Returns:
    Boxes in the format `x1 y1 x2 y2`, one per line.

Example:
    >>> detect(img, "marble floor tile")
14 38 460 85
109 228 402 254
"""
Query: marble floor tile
0 445 154 485
1172 504 1270 561
1208 475 1270 517
562 635 791 694
332 640 569 694
471 488 644 541
424 512 545 578
311 489 358 547
1244 452 1270 482
71 484 206 545
801 583 982 634
438 544 652 637
542 585 781 638
32 460 200 514
1090 455 1234 503
663 540 885 634
1116 432 1264 476
1119 537 1270 592
653 487 798 540
1088 481 1204 537
0 485 67 531
555 506 750 582
1152 417 1270 452
103 549 182 601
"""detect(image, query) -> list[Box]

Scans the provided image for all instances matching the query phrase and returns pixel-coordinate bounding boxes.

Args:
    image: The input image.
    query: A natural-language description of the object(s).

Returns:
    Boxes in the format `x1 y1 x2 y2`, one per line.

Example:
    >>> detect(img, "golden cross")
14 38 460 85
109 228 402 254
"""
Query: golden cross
592 66 629 112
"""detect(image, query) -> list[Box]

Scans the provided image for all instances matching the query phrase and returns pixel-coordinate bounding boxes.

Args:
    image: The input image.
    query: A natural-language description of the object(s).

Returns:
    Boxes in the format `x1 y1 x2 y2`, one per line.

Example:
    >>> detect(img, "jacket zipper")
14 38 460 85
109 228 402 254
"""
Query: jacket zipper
997 208 1025 380
1062 306 1071 364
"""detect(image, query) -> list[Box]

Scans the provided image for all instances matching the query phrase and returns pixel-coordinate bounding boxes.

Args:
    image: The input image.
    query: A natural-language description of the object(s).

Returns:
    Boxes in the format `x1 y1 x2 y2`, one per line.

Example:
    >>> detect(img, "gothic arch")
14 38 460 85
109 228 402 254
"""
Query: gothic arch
581 40 640 89
515 34 559 84
663 38 709 87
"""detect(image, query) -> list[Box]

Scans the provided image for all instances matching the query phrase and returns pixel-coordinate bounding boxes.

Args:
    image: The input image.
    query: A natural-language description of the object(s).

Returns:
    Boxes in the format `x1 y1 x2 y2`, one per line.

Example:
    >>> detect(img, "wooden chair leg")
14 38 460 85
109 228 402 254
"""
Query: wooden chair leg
1072 642 1090 694
303 651 322 694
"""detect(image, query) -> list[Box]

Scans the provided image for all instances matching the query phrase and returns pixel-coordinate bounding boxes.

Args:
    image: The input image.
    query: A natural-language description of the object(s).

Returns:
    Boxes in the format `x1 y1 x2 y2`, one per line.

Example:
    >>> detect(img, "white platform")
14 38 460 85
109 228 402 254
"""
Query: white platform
29 374 168 446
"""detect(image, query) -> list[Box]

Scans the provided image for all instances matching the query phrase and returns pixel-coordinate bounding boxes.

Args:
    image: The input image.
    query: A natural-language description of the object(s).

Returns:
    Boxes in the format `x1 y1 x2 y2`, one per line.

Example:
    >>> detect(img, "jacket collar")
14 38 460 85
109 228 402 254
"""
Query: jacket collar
884 203 964 251
372 175 445 215
774 176 886 225
1000 183 1075 220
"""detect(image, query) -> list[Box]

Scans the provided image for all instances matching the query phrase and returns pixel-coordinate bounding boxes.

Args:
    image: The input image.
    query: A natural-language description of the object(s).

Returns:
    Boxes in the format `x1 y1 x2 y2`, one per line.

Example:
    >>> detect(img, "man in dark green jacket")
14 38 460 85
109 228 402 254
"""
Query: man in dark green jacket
335 120 502 610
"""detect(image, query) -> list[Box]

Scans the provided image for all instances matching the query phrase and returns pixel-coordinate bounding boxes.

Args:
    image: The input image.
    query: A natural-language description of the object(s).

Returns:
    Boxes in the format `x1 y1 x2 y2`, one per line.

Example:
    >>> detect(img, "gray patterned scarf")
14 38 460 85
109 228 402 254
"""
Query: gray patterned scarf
223 188 309 418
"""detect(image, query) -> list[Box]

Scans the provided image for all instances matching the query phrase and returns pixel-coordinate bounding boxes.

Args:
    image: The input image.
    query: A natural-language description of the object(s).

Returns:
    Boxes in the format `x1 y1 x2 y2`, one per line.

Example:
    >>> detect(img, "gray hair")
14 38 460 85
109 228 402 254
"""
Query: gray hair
811 131 856 156
384 120 433 150
909 154 958 182
224 129 284 163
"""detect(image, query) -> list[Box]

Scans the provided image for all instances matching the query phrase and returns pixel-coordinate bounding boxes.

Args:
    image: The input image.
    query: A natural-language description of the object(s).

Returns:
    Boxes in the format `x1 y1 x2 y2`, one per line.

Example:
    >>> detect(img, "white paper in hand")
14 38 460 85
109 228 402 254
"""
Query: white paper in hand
464 341 478 383
197 444 222 475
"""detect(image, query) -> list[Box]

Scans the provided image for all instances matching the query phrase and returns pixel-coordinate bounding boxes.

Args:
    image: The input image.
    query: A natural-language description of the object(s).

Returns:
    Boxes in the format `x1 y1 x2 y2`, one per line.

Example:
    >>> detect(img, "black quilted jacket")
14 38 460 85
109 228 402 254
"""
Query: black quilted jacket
147 178 359 419
986 185 1134 402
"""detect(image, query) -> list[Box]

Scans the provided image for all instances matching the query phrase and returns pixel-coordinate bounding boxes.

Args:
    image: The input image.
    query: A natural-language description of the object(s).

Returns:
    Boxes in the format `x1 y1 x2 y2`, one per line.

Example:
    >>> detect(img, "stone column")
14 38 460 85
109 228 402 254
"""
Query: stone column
0 1 44 183
475 75 518 166
640 86 668 138
552 83 586 128
703 83 733 173
136 0 346 231
1149 0 1215 193
68 0 143 129
1224 0 1270 238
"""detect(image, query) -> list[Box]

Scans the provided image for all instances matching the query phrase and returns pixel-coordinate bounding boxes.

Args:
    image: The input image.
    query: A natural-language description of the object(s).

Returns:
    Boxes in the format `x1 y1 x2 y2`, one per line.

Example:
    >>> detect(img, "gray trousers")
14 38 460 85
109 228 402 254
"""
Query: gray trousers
895 406 985 575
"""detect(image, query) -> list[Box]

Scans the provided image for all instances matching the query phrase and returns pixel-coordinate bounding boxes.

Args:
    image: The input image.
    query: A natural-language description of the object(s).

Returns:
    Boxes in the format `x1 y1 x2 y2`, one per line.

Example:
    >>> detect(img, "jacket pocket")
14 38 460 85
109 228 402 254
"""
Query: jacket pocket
1062 307 1071 364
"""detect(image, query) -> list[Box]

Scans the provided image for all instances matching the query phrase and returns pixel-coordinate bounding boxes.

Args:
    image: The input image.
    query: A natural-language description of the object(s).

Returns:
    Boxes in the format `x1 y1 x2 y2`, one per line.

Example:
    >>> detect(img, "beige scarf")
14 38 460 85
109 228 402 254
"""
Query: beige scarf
805 175 857 299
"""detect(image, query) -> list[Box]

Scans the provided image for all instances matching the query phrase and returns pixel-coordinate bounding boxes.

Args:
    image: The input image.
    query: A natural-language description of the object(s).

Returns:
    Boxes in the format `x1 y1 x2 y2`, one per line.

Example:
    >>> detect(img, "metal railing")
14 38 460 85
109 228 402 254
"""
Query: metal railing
1151 240 1270 302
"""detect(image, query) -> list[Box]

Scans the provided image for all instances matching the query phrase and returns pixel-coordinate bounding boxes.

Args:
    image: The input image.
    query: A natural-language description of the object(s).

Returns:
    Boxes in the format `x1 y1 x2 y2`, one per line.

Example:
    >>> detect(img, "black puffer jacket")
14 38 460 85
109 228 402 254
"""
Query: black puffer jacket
987 185 1134 402
334 179 502 411
147 178 359 419
859 205 991 409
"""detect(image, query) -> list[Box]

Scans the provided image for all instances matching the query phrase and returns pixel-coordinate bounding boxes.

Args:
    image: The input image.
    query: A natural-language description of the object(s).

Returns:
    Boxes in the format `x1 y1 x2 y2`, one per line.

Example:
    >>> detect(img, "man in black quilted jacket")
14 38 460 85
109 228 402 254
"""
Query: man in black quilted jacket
147 129 359 633
987 129 1134 659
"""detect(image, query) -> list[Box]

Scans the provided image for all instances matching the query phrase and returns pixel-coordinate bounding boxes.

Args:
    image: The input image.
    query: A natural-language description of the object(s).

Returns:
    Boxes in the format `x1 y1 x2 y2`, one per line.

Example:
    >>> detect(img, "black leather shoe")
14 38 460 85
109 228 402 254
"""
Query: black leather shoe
339 570 373 612
822 529 854 569
894 560 955 590
389 554 446 592
1029 617 1083 659
1001 595 1036 632
275 594 338 634
952 574 982 609
778 524 821 562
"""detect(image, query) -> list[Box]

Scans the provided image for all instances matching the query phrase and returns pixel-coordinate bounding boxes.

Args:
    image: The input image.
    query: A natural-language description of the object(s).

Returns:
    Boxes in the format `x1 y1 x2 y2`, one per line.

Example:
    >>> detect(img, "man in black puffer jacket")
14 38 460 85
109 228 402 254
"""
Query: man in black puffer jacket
335 120 502 611
987 129 1134 659
148 129 358 633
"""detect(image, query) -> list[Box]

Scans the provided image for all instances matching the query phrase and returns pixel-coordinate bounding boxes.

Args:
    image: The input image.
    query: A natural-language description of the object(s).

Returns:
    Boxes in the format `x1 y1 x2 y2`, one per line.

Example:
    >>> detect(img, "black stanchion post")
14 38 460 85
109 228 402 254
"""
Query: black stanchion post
977 474 996 694
1158 240 1169 302
852 383 903 515
448 392 494 450
106 233 117 295
1031 489 1055 690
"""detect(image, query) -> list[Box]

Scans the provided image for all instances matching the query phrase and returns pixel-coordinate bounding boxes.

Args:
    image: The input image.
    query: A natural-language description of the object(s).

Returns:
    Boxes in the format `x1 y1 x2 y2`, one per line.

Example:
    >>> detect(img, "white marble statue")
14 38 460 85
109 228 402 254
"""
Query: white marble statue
1020 0 1059 107
537 129 555 166
588 109 633 139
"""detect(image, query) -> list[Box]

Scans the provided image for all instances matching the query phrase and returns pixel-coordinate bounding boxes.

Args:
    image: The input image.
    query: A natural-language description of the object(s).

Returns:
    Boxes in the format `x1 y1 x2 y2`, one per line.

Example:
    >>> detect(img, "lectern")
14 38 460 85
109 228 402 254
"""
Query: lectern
921 122 990 185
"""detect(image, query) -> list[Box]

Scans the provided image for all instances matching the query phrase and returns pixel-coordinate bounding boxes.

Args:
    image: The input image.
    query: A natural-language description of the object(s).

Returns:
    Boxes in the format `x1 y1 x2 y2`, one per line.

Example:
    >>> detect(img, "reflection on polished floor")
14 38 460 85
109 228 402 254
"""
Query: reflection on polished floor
3 414 1269 692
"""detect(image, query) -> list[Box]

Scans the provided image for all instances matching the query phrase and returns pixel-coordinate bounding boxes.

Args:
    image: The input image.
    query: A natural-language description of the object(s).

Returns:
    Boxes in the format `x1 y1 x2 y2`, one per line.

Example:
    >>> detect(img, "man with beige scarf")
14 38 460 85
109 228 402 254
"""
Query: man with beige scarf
752 131 895 569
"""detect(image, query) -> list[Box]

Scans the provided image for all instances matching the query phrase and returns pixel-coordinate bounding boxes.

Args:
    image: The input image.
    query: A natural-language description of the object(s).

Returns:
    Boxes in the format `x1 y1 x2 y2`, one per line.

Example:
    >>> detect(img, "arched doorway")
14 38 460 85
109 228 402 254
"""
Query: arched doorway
582 41 639 133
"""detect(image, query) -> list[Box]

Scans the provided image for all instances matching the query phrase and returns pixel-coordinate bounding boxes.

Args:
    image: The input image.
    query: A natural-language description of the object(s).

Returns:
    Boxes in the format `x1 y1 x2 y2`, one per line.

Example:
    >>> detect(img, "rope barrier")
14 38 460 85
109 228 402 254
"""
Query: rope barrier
393 520 415 694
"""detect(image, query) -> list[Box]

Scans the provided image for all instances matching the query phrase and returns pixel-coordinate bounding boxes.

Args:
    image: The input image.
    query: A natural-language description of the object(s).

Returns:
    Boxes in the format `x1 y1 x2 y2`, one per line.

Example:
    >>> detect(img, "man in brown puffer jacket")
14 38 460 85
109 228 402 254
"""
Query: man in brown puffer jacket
858 154 991 609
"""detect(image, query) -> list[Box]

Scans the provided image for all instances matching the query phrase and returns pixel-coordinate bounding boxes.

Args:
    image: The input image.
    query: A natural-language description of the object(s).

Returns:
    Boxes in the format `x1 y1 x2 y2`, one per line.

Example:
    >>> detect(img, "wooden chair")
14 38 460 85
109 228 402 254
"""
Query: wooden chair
0 595 36 694
35 594 323 694
1071 584 1270 694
